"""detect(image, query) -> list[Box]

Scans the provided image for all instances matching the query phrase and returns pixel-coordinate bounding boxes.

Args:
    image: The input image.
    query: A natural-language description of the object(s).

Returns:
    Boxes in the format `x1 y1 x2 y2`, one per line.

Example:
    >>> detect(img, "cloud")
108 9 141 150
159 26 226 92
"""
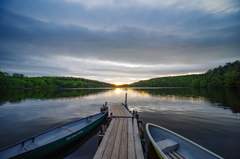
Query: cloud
0 0 240 84
64 0 240 15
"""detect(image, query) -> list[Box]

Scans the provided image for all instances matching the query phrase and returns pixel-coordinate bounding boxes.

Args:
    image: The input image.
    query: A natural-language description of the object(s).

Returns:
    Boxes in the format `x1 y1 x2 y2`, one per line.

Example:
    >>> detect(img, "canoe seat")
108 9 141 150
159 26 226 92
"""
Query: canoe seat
156 139 179 154
25 142 40 151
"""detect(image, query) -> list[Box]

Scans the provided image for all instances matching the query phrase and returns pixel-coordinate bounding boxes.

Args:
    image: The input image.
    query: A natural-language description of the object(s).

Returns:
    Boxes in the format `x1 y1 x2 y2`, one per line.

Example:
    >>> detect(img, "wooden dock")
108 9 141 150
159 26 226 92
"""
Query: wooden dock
108 104 132 117
94 104 144 159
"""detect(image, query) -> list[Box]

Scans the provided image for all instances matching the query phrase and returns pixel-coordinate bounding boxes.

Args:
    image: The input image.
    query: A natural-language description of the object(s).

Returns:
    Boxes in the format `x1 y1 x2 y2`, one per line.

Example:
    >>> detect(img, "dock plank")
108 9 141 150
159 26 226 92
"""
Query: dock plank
111 105 116 116
93 118 116 159
119 105 126 116
111 118 123 159
114 105 119 115
133 118 144 159
121 105 131 116
128 118 136 159
102 118 120 159
118 105 123 116
118 105 124 116
113 105 119 116
112 105 117 116
119 118 128 159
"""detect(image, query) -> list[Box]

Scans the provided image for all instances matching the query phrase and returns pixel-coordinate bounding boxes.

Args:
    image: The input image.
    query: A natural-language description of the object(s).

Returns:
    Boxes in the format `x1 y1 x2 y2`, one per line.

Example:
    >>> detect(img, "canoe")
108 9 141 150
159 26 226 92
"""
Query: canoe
0 111 108 159
146 123 223 159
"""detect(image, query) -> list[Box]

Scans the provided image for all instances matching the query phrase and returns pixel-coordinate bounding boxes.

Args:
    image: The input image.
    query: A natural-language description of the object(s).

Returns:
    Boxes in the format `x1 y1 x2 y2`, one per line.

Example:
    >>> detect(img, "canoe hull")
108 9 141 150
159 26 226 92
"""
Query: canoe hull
7 112 107 159
146 123 223 159
151 142 164 159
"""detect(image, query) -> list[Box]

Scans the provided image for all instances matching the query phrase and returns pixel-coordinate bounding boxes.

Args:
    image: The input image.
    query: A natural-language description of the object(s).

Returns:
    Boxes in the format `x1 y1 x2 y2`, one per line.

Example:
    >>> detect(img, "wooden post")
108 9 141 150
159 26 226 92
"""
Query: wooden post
101 102 107 112
125 93 128 109
100 124 104 135
138 123 144 139
101 107 105 112
98 124 105 143
137 119 142 125
136 113 139 120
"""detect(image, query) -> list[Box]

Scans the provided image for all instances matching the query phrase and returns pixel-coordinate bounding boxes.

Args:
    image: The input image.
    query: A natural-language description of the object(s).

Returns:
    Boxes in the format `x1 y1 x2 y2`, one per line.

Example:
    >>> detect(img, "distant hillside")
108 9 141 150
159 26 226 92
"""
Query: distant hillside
1 60 240 89
125 60 240 88
0 73 113 89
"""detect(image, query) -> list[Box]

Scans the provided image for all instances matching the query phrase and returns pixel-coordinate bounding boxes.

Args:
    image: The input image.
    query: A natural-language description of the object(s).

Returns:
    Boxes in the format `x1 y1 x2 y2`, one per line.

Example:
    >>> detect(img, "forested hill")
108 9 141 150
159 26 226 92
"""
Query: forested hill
127 61 240 88
1 61 240 89
0 73 113 89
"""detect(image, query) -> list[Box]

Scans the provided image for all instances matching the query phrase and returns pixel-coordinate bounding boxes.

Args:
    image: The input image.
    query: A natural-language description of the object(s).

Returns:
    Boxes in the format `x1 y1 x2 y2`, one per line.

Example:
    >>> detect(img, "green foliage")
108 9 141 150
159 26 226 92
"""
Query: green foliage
191 79 200 87
224 70 240 87
0 72 113 89
127 60 240 88
12 73 25 78
200 80 207 87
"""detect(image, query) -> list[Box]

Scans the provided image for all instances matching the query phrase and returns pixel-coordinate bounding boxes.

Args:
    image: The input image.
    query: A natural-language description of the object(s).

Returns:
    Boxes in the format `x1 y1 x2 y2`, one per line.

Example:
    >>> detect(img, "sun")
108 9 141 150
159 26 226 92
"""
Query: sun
114 83 122 86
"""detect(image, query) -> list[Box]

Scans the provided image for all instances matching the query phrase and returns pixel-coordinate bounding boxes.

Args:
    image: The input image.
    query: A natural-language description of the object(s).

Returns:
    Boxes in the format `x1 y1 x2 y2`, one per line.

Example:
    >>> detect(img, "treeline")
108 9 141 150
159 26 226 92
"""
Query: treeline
0 73 113 89
127 61 240 88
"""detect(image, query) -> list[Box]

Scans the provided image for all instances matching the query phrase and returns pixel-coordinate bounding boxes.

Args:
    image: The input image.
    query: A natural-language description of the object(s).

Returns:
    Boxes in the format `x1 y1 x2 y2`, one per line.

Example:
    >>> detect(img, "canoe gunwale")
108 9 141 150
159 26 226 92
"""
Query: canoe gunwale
146 123 224 159
146 123 167 159
0 111 107 154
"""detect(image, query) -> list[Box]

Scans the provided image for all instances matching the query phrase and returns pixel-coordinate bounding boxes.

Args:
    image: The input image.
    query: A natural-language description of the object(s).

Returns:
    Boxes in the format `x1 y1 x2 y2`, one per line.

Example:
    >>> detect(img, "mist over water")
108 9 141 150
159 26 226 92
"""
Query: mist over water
0 88 239 159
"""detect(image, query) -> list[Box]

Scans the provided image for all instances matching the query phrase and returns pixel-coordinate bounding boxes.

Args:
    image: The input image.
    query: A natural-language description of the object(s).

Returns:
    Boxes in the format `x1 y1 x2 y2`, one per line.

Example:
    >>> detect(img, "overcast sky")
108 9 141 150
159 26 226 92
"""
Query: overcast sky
0 0 240 84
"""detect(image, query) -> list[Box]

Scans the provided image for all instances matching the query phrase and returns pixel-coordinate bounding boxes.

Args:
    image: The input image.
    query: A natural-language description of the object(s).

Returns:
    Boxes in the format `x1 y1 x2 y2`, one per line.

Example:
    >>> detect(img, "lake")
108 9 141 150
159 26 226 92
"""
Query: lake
0 88 239 159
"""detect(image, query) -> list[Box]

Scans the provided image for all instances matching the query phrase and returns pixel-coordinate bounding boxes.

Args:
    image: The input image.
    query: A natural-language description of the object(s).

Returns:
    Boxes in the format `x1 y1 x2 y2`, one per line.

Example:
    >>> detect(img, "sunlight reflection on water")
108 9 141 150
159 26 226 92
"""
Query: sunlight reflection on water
0 88 239 158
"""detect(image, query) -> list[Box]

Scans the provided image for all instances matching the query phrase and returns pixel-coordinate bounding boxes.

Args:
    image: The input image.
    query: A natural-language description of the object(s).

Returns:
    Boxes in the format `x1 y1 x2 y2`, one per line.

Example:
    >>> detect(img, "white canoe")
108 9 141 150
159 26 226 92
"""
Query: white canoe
146 123 223 159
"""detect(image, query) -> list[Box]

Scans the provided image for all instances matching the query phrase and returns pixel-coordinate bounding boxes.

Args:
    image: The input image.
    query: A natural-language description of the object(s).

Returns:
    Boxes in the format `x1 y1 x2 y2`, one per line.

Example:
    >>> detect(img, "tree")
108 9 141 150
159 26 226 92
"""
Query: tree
224 70 240 87
235 61 240 72
191 79 200 87
200 80 207 87
12 73 25 78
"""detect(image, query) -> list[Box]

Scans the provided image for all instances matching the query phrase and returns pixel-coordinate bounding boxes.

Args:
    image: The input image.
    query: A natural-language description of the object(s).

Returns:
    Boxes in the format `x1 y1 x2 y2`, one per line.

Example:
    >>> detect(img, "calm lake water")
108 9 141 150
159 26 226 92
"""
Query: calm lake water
0 88 240 159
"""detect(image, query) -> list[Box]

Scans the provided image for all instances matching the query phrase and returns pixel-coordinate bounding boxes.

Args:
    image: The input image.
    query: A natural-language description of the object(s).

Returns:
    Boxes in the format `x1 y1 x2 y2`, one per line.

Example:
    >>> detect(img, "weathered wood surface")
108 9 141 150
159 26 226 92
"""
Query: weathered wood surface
111 118 123 159
119 118 128 159
121 105 132 116
127 118 135 159
94 104 143 159
108 104 132 117
94 118 116 159
133 118 144 159
102 118 120 159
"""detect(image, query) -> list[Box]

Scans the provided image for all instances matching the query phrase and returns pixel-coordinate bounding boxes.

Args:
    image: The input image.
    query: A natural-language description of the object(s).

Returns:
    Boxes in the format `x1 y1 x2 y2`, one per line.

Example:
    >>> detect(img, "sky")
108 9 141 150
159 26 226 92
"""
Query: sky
0 0 240 85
